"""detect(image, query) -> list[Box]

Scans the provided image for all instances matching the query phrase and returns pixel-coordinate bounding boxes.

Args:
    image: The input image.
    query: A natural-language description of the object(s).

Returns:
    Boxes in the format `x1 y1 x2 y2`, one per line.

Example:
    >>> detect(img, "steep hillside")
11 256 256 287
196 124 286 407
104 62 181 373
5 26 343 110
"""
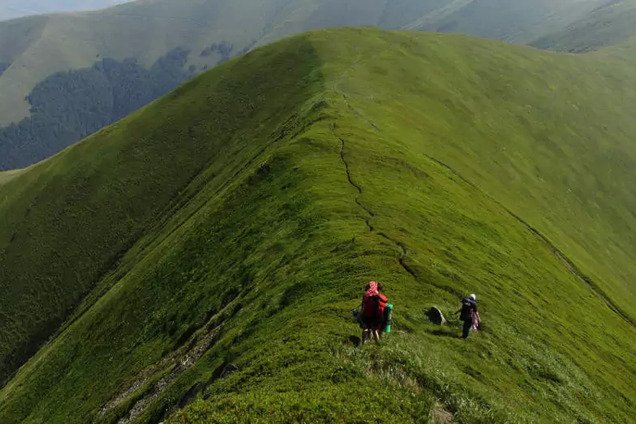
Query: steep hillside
0 35 322 387
533 0 636 52
0 0 609 170
0 29 634 423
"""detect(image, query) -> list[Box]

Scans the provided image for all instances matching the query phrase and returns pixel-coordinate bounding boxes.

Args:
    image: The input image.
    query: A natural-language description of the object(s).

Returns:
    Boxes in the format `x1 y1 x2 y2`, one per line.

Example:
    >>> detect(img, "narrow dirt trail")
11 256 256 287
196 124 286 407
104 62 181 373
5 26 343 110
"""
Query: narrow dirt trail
333 122 418 281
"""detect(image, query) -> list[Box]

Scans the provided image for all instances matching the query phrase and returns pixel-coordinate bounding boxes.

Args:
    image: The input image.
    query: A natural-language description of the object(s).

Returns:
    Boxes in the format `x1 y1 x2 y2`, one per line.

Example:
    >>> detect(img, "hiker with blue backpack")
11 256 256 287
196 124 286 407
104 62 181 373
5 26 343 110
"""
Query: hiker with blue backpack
458 293 480 339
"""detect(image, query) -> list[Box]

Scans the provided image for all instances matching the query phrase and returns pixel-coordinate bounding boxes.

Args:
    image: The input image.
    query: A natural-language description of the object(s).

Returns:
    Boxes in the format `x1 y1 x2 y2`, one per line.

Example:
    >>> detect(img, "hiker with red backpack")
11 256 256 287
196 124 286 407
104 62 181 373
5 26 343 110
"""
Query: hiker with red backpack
359 281 389 344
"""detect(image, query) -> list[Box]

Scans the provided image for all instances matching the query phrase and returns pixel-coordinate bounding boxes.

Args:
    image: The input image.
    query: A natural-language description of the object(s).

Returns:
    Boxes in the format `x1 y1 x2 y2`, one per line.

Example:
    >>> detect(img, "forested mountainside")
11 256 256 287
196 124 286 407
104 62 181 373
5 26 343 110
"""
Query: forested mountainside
0 49 192 169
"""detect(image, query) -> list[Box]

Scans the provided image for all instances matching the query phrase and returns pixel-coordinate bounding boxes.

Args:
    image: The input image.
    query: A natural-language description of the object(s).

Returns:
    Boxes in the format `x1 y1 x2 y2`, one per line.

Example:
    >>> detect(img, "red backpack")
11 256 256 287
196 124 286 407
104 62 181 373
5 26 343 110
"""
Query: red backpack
361 282 388 321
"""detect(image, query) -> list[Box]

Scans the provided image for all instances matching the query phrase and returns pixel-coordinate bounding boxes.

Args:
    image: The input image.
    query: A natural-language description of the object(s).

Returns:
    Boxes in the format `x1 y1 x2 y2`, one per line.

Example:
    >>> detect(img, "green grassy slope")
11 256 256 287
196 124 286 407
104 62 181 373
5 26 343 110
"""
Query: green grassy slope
604 35 636 62
533 0 636 52
0 170 23 186
0 37 323 386
0 29 634 423
0 0 287 124
0 0 617 171
323 30 636 324
0 0 610 126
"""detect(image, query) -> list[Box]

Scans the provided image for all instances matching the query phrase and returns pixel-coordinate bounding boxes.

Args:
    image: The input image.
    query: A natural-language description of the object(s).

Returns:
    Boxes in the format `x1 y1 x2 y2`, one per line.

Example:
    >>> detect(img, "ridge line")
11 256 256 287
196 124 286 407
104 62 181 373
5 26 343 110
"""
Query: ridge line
31 112 310 375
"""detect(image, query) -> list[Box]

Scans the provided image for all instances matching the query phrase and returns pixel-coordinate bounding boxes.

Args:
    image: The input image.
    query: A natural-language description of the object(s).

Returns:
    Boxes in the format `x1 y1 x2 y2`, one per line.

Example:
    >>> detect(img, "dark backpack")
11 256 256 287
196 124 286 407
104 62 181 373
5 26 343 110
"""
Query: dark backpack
460 299 474 321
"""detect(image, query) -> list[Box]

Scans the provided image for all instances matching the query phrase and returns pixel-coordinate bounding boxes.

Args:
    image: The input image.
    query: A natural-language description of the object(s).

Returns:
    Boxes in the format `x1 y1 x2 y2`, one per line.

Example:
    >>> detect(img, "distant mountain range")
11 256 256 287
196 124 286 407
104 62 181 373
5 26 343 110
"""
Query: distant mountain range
533 0 636 52
0 0 634 170
0 0 131 22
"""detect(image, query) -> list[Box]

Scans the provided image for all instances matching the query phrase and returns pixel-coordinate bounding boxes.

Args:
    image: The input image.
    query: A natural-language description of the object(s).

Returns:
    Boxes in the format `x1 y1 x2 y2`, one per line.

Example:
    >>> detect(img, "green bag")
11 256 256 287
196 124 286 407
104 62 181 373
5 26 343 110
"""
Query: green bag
383 303 394 333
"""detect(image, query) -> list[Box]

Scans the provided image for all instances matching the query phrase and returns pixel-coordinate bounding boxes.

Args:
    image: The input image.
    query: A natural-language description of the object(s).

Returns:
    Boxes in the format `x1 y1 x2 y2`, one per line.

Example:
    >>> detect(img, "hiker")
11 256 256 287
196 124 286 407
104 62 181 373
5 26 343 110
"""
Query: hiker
457 294 480 339
359 281 388 344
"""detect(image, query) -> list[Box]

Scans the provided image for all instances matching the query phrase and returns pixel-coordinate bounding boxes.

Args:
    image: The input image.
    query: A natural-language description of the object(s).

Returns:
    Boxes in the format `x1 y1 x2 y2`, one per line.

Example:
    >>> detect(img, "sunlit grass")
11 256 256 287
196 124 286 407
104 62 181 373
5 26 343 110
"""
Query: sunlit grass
0 29 634 423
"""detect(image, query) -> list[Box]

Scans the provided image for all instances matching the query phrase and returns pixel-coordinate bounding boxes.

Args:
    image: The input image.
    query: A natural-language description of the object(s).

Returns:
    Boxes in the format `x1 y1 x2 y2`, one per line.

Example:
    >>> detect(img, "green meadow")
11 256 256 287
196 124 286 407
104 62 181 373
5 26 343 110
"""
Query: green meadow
0 29 634 423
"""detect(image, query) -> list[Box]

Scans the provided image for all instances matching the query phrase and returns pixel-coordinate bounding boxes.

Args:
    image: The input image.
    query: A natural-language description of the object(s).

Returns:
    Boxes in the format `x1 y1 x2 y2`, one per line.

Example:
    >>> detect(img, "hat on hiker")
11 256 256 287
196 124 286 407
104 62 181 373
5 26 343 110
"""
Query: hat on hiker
469 294 476 301
365 281 379 296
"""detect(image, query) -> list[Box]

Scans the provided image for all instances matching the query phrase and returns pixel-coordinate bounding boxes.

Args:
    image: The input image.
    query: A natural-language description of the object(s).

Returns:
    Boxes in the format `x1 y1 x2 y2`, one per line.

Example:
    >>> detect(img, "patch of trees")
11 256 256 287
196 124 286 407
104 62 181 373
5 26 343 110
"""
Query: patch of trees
200 41 234 63
0 49 192 170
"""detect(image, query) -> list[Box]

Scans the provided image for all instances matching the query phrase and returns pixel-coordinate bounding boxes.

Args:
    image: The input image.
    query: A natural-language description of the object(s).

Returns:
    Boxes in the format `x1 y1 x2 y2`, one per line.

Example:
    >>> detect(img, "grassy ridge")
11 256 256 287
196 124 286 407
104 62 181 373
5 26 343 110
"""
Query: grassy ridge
317 30 636 323
0 38 322 386
0 0 618 170
0 29 634 423
0 0 611 126
0 170 23 186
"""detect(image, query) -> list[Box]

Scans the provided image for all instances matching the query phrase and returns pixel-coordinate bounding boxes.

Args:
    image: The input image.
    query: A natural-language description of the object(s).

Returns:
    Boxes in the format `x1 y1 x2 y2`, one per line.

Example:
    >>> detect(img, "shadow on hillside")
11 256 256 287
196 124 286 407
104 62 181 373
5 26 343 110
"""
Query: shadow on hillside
347 335 362 347
429 328 460 339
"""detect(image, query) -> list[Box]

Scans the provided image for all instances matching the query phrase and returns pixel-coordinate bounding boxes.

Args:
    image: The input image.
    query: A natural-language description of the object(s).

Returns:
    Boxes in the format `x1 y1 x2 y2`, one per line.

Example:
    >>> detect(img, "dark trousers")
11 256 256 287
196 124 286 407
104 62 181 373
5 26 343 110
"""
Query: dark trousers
462 320 472 339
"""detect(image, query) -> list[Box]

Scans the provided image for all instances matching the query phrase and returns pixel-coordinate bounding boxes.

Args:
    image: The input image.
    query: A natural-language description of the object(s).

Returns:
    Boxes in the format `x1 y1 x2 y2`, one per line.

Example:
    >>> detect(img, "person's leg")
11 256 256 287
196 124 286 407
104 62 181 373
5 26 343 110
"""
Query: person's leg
373 330 380 343
462 320 471 338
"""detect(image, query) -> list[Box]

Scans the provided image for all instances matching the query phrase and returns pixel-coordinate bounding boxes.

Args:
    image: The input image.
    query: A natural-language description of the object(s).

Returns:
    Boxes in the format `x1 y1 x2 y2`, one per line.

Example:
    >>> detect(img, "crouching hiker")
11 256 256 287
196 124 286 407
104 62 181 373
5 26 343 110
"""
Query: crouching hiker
359 281 388 344
457 293 480 339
